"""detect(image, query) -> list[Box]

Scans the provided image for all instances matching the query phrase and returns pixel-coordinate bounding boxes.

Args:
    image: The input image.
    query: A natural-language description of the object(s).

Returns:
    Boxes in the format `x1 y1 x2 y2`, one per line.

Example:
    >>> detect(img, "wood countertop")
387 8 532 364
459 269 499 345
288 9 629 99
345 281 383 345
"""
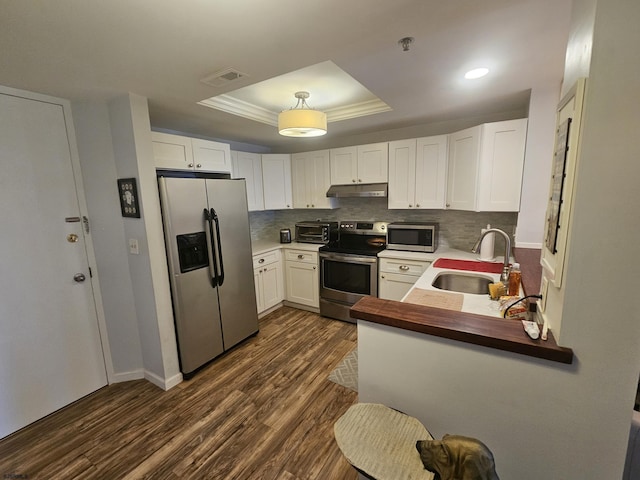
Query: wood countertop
350 296 574 364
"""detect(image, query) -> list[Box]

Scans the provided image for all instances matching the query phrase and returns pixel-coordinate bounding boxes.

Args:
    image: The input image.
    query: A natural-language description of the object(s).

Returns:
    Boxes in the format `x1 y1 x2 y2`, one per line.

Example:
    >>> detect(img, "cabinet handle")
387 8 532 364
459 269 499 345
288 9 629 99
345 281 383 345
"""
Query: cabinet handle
311 204 314 207
399 265 410 271
352 179 356 183
358 178 362 182
446 203 450 207
313 266 316 270
298 254 304 259
381 275 385 279
409 204 413 208
188 163 194 168
258 258 265 263
416 204 420 207
196 163 202 168
306 204 310 208
287 204 290 208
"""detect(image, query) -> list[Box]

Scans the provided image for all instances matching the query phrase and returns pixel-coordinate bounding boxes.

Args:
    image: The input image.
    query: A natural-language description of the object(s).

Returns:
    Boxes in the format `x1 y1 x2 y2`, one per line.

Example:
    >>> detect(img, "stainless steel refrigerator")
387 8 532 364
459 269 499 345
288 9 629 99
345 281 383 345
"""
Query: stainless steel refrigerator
158 175 258 377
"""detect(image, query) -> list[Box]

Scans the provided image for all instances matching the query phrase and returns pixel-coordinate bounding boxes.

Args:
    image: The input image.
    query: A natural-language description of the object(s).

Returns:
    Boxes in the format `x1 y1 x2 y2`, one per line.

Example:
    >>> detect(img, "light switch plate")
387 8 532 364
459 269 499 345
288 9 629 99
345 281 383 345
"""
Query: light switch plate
128 238 139 255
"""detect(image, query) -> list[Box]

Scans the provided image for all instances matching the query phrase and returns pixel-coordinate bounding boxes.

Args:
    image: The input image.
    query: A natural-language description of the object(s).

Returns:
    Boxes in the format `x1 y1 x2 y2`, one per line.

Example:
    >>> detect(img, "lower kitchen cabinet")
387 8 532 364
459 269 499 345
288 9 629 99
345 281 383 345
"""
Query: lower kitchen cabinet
253 249 284 315
378 257 431 301
284 249 319 309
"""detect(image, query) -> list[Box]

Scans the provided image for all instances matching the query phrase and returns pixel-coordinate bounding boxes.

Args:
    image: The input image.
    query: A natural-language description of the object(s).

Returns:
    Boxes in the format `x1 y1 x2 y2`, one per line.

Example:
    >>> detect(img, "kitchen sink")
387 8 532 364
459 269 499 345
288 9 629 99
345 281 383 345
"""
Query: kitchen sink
431 272 493 295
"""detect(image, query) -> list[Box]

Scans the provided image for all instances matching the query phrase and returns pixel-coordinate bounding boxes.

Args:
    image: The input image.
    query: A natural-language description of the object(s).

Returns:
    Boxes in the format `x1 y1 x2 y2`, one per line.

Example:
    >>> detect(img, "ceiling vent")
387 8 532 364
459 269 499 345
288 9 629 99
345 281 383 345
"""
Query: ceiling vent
201 68 248 87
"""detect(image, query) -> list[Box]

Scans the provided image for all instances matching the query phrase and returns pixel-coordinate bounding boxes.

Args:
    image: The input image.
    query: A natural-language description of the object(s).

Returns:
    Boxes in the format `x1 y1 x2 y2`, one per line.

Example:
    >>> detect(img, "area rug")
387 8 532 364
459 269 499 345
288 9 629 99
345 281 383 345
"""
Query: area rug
328 348 358 392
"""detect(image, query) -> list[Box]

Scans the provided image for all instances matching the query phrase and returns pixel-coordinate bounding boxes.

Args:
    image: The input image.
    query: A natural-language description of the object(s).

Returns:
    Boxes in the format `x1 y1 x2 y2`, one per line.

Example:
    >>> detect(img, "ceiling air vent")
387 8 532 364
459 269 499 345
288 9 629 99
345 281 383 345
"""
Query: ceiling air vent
200 68 248 87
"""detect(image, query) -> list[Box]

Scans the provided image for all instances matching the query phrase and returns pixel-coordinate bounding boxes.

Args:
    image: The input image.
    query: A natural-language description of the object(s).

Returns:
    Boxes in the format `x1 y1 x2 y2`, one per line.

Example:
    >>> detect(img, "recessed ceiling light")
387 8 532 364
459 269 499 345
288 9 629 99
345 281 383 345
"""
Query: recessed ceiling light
464 67 489 79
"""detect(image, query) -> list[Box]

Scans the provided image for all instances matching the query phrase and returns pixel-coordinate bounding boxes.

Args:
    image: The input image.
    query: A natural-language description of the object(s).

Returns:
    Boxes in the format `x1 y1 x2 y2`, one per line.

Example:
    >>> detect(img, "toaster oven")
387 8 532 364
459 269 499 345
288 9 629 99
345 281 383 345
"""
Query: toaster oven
295 221 338 244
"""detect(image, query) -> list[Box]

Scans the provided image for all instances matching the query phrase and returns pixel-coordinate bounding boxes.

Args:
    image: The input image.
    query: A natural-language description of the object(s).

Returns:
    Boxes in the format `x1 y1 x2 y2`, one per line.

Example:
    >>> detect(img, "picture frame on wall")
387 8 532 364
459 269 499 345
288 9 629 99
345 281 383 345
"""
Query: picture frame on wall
117 177 141 218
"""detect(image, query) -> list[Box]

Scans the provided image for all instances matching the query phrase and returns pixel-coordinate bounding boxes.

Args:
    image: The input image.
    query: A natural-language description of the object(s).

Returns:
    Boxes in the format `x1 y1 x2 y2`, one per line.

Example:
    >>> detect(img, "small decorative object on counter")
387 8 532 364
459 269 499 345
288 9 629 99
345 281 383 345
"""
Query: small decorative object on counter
507 262 521 296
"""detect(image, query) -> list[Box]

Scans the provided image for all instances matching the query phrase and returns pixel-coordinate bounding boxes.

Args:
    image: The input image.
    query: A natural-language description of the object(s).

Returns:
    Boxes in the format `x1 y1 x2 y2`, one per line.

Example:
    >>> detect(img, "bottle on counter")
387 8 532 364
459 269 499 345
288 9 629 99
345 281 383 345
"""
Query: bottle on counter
508 262 521 296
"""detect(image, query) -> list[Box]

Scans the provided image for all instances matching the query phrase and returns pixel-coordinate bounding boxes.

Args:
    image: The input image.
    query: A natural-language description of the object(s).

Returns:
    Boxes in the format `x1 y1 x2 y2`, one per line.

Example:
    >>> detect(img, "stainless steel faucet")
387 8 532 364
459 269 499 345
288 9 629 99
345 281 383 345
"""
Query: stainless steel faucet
471 228 512 283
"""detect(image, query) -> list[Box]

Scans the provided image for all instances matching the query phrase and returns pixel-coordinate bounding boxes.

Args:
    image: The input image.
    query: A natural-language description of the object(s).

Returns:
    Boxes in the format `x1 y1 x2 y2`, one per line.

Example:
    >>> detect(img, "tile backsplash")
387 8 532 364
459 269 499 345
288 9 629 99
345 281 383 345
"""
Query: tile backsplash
249 197 517 251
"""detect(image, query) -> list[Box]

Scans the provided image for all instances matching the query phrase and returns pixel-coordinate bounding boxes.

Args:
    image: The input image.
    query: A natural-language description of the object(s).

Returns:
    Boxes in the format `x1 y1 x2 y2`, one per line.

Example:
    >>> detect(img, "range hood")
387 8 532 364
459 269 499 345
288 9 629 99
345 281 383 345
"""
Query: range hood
326 183 388 198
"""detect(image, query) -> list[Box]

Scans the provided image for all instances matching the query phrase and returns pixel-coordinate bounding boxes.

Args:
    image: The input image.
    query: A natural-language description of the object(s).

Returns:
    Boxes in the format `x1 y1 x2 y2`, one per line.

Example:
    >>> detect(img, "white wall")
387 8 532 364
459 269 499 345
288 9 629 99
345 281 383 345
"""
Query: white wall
515 86 560 248
73 101 144 380
108 94 182 390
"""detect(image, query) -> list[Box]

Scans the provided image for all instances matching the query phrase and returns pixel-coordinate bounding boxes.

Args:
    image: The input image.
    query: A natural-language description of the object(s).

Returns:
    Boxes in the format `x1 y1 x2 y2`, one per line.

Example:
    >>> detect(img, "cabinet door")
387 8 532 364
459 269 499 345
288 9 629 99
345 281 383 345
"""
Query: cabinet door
378 272 419 301
254 267 264 313
307 150 334 208
291 152 310 208
151 132 194 171
285 261 319 308
476 119 527 212
192 138 231 173
330 146 358 185
388 139 417 209
261 262 283 311
415 135 448 209
262 154 293 210
231 151 264 211
447 126 481 211
357 142 388 183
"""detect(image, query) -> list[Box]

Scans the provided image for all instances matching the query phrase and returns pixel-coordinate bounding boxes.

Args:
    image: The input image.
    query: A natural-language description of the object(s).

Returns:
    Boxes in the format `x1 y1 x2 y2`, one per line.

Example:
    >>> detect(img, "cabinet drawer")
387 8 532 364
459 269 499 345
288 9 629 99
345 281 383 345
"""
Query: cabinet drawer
379 258 430 275
284 249 318 264
253 249 281 268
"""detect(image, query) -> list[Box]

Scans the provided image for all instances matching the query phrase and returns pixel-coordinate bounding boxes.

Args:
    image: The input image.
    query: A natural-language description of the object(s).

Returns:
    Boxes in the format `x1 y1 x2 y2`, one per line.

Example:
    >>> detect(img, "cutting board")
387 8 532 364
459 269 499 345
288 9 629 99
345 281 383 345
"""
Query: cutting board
403 288 464 311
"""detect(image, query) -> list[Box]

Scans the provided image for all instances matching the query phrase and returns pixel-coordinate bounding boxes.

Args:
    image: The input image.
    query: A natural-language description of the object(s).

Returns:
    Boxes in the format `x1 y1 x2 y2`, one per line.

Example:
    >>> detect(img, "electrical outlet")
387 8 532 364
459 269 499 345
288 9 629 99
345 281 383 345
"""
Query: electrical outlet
128 238 139 255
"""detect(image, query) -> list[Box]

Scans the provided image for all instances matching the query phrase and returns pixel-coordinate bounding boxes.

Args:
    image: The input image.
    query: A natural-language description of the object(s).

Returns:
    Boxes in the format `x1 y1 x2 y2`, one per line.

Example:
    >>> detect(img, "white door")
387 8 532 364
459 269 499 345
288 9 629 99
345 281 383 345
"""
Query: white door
0 90 107 439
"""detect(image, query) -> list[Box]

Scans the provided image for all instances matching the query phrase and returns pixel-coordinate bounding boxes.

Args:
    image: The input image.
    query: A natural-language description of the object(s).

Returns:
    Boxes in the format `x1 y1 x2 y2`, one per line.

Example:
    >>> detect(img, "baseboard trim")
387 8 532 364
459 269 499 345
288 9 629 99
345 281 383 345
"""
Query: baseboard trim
144 370 183 391
109 369 144 384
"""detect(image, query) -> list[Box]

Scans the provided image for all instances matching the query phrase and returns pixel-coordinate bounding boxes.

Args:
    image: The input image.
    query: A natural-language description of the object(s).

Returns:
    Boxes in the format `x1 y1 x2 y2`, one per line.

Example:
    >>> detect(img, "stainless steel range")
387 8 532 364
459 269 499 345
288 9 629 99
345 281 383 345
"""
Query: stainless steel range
319 220 388 323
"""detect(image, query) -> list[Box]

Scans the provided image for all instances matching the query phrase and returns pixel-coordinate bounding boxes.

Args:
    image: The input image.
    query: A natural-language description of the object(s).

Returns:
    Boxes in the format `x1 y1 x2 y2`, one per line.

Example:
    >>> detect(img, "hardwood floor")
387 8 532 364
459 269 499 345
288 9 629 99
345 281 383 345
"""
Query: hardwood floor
0 307 359 479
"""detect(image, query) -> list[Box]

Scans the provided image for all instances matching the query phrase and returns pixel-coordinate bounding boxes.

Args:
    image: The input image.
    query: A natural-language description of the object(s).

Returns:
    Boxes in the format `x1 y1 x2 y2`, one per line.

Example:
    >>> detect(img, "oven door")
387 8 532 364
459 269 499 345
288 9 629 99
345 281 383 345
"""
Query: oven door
319 251 378 305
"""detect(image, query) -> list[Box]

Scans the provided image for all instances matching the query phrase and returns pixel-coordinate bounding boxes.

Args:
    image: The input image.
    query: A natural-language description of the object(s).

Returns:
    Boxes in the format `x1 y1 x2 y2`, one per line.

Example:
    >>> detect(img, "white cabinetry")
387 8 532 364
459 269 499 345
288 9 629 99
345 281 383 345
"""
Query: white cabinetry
253 249 284 315
388 136 448 209
330 142 388 185
284 249 319 309
262 154 293 210
291 150 336 209
378 257 431 301
151 131 231 173
231 151 264 211
446 119 527 212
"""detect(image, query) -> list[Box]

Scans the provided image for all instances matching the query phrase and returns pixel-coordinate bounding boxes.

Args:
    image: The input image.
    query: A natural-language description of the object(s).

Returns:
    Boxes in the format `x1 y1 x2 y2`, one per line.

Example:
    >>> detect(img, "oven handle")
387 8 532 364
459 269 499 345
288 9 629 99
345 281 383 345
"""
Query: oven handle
319 251 378 264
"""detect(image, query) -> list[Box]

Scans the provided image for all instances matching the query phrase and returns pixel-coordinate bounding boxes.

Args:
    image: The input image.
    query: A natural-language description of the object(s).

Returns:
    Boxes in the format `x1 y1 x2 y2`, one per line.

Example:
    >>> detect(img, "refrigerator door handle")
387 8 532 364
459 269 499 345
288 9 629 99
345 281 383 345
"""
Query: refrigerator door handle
203 208 219 288
210 208 225 286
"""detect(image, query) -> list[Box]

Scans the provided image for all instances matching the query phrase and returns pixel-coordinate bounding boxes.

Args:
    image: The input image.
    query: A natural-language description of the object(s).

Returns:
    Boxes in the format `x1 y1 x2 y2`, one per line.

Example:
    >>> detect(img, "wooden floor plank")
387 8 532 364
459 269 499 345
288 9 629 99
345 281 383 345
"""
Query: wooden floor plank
0 307 358 480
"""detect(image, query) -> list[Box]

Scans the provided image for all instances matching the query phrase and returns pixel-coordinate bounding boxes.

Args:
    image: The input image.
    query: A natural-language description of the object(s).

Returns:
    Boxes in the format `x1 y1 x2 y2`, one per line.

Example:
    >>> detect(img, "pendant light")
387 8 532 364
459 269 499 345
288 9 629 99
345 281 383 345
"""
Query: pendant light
278 91 327 137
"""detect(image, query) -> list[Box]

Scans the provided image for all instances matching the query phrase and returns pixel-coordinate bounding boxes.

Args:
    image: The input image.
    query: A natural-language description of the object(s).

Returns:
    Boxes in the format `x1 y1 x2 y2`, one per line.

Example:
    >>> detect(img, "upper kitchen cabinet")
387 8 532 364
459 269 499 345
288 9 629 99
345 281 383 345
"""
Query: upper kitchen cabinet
388 135 448 209
446 119 527 212
329 142 388 185
262 154 293 210
231 151 264 211
151 131 231 173
291 150 336 209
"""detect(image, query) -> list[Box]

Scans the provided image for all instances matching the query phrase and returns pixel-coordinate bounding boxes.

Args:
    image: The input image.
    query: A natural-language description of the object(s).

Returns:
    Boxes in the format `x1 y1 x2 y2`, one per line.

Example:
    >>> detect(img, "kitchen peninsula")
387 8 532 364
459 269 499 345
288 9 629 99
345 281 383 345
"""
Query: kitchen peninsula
351 249 573 364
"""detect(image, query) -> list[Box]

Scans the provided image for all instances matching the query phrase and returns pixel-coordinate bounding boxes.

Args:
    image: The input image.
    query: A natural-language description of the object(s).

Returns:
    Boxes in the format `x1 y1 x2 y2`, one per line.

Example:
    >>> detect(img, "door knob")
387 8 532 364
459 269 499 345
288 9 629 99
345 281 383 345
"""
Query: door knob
73 273 86 283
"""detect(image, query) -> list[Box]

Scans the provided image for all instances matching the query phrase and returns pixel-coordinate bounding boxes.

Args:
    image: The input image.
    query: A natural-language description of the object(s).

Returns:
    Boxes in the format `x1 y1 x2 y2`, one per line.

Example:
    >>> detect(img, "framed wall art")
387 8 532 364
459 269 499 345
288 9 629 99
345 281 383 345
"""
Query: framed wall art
117 177 141 218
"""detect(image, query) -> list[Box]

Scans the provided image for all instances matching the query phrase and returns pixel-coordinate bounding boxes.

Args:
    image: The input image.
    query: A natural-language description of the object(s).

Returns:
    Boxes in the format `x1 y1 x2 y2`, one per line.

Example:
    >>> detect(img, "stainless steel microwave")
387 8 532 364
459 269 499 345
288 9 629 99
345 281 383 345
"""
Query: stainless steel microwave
295 221 338 244
386 222 438 252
